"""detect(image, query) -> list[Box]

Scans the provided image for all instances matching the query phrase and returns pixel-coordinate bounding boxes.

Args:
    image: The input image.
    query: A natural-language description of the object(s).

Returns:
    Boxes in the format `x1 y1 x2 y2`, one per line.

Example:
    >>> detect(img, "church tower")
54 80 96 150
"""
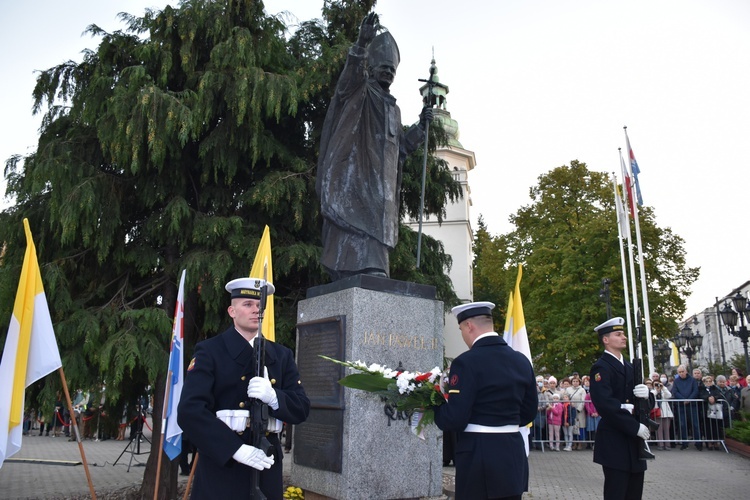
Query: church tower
407 57 476 360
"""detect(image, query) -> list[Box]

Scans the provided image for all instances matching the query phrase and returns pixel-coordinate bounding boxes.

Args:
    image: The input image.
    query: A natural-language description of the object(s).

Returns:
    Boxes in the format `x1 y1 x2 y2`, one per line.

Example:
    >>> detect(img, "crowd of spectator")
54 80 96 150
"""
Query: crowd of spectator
532 366 750 452
22 387 154 443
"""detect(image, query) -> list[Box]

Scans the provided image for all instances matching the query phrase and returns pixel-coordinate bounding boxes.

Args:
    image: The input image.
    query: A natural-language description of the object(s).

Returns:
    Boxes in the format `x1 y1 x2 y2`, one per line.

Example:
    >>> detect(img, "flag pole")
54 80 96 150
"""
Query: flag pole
613 169 634 359
620 149 639 360
624 127 655 375
58 367 97 499
631 195 655 375
183 452 199 500
153 369 173 500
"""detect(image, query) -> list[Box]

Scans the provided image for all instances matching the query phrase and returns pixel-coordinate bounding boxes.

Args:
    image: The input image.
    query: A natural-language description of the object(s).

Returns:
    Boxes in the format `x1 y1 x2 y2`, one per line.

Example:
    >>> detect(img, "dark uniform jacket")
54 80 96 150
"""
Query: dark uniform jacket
434 334 537 499
589 352 647 473
178 327 310 499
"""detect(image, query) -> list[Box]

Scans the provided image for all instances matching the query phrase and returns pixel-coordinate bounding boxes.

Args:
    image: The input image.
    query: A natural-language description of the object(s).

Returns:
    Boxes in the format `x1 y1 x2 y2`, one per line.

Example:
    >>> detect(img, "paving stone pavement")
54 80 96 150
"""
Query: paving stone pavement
1 424 749 499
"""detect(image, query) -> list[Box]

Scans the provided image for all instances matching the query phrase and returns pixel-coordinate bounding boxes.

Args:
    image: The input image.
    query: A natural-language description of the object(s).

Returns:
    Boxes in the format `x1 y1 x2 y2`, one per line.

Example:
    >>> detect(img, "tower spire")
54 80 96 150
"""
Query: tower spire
419 54 462 147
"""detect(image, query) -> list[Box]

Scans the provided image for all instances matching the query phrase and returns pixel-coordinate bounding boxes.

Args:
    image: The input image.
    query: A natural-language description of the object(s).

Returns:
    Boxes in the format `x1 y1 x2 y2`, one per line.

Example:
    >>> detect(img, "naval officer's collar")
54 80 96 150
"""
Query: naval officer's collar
604 349 624 365
472 332 499 346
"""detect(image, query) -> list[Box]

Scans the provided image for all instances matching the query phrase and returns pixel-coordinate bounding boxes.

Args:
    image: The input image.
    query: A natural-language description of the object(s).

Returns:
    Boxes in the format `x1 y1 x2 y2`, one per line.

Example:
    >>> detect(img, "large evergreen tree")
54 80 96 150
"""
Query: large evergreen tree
473 160 699 376
0 1 459 496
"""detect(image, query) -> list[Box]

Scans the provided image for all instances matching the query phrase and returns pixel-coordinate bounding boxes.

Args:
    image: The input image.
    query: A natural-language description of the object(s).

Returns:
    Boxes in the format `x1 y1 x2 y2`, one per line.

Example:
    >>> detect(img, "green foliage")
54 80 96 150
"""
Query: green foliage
390 225 458 310
704 359 730 379
0 1 459 473
472 161 699 375
726 412 750 444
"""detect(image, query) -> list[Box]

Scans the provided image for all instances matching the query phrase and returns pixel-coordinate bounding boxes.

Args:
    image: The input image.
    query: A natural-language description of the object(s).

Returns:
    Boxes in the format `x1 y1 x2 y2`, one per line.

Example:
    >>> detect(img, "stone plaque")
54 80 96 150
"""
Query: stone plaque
292 286 444 499
293 408 344 473
296 316 346 408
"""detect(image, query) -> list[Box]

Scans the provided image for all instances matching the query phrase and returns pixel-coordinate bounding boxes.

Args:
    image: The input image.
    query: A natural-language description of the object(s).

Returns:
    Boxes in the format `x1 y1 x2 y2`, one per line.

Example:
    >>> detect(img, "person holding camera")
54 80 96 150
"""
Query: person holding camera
651 379 673 450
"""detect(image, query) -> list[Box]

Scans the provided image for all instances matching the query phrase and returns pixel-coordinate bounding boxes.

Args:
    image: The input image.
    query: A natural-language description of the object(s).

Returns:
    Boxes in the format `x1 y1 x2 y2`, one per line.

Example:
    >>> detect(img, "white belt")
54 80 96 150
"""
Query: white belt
464 424 519 433
621 403 634 414
266 416 283 434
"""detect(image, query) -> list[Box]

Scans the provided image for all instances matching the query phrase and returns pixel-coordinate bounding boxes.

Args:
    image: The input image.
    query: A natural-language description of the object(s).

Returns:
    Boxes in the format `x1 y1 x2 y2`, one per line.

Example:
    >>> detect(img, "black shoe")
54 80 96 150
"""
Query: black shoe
680 444 688 450
696 444 703 451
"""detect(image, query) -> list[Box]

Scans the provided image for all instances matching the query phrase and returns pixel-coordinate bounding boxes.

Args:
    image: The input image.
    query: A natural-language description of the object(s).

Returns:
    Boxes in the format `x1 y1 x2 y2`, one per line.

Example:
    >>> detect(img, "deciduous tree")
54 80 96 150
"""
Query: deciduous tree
473 160 699 376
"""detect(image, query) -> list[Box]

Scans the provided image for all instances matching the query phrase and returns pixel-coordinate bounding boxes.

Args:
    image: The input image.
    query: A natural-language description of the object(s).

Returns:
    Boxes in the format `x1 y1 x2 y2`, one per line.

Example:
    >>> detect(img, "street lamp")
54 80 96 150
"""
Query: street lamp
654 340 672 372
673 322 703 371
718 291 750 376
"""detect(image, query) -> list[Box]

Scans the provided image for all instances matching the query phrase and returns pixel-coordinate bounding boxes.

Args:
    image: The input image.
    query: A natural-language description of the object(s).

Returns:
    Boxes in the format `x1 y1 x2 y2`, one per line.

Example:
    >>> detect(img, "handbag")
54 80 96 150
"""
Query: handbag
649 407 661 419
707 403 723 420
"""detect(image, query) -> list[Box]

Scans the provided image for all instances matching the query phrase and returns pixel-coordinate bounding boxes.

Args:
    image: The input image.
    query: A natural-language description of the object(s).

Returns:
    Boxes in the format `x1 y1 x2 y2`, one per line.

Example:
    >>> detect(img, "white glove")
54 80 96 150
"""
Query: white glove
216 409 249 432
247 376 279 410
633 384 650 399
637 423 650 440
232 444 275 470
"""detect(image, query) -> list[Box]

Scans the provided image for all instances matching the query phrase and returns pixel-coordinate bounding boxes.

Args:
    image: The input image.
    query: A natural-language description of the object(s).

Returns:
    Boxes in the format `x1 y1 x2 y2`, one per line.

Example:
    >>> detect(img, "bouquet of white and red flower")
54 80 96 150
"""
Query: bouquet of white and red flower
320 355 447 434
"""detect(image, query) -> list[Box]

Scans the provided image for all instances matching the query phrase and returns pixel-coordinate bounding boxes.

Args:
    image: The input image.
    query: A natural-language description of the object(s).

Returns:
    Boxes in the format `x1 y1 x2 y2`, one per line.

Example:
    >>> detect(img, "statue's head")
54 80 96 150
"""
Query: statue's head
368 31 400 90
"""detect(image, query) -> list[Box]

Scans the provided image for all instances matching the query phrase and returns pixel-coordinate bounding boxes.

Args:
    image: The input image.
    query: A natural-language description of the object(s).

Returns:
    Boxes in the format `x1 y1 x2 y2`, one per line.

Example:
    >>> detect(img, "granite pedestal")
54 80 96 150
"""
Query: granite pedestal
291 275 444 500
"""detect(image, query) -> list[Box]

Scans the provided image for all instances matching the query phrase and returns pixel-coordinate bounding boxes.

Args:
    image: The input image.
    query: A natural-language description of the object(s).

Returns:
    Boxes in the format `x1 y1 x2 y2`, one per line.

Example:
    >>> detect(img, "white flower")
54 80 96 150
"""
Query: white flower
368 363 384 373
427 367 441 384
382 368 397 378
396 372 417 394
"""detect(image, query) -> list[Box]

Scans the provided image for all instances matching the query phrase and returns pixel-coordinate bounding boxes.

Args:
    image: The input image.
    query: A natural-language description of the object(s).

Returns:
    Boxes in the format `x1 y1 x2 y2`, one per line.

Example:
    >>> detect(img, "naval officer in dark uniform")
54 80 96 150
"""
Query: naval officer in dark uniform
589 317 652 500
434 302 537 500
178 277 310 499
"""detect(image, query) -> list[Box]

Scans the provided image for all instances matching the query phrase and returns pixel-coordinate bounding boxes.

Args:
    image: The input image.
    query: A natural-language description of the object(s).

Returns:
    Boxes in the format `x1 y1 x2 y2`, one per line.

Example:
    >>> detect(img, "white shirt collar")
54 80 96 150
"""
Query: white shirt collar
604 349 624 365
472 332 499 346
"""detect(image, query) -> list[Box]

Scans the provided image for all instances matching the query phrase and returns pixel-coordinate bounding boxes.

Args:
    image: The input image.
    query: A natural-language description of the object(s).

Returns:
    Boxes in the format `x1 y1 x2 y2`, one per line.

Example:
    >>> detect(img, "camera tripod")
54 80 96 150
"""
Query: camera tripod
113 407 150 472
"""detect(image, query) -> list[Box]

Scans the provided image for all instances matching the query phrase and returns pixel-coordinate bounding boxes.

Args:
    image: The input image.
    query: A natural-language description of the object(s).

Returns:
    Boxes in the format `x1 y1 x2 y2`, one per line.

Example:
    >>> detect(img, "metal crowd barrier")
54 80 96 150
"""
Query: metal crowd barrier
530 397 734 454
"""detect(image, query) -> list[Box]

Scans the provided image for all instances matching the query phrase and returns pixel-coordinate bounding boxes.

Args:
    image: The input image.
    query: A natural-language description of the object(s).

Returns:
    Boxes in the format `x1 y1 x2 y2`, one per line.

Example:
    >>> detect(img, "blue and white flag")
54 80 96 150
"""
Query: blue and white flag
163 269 186 460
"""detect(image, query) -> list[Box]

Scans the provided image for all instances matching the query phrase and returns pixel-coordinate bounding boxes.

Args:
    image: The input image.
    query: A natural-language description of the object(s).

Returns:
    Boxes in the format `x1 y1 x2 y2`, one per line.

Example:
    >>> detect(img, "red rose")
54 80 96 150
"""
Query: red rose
414 372 431 382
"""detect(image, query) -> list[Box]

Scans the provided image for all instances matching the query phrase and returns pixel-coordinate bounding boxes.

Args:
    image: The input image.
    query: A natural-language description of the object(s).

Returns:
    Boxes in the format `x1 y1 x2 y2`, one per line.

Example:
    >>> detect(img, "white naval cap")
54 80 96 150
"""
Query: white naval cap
225 277 275 299
594 316 625 336
451 301 495 324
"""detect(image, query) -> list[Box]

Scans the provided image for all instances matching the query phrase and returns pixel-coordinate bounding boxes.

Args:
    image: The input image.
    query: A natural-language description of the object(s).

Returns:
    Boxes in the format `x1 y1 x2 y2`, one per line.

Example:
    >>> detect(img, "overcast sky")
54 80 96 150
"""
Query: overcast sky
2 0 749 321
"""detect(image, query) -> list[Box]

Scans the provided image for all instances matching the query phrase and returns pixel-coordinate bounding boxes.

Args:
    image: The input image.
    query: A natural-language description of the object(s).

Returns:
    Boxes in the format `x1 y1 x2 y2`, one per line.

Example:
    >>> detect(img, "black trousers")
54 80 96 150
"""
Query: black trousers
602 466 644 500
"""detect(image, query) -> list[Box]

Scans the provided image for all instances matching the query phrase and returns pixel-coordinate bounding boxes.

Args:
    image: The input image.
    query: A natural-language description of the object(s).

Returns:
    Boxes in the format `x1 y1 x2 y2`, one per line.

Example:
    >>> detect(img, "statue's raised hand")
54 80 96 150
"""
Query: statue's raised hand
357 12 379 47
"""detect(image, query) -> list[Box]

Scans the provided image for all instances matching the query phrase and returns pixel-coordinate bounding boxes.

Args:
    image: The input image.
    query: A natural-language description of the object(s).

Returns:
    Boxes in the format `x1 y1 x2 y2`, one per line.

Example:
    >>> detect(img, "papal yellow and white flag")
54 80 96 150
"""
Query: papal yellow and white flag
249 225 275 341
671 340 681 367
503 265 532 363
503 264 533 456
0 219 62 468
